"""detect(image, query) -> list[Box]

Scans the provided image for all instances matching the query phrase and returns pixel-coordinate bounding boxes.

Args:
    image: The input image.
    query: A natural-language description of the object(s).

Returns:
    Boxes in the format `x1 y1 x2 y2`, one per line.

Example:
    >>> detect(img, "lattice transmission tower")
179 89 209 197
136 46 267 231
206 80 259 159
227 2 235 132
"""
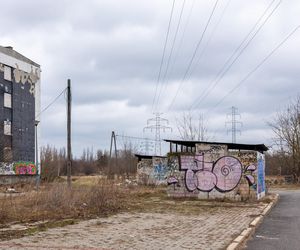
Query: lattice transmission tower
226 106 242 143
139 139 154 155
144 113 172 156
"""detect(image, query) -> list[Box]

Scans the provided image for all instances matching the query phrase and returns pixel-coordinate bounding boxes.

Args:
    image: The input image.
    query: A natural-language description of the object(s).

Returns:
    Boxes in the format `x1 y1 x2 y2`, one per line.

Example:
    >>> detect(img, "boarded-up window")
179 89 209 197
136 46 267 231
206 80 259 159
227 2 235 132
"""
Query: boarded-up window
3 147 13 162
4 66 11 81
4 93 12 108
4 120 11 135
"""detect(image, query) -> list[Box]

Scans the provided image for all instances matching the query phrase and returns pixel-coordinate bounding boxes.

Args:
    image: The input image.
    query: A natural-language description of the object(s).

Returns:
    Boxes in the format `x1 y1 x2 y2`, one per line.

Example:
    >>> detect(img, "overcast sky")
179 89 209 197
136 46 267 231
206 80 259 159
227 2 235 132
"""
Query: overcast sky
1 0 299 156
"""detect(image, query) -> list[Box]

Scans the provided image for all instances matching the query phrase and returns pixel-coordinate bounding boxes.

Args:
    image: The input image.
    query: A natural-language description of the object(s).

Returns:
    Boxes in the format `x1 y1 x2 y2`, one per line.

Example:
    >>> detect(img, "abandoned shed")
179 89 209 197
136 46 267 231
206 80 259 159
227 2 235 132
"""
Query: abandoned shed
136 140 268 201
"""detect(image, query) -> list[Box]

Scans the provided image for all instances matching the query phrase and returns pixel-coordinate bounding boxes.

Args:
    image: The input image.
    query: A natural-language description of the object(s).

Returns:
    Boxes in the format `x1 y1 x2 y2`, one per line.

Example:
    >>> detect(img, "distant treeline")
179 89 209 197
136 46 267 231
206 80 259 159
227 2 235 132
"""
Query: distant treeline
265 152 295 176
40 145 137 182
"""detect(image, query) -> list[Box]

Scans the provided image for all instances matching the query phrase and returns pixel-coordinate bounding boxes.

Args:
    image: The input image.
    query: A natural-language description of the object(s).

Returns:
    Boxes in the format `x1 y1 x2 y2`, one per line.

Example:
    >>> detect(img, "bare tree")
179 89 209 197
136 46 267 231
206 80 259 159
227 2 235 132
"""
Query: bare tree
176 112 210 141
117 139 138 177
269 96 300 181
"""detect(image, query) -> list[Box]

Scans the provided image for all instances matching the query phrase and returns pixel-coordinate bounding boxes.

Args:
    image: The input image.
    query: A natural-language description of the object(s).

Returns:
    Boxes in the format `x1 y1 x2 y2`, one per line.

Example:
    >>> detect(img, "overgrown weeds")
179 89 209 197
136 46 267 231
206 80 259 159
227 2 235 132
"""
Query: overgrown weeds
0 179 122 225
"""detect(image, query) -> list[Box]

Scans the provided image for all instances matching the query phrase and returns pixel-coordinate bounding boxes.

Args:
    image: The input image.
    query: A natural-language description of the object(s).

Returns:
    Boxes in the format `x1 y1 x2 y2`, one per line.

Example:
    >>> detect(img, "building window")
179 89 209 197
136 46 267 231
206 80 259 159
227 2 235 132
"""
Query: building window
4 93 12 108
3 147 13 162
4 66 12 81
4 120 12 135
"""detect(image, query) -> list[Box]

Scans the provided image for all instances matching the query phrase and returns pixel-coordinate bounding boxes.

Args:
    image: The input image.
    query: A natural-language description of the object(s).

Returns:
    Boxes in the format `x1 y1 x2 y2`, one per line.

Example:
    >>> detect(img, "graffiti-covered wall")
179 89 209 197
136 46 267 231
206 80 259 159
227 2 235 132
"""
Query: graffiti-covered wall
166 143 265 200
257 153 266 199
137 157 170 185
0 162 36 175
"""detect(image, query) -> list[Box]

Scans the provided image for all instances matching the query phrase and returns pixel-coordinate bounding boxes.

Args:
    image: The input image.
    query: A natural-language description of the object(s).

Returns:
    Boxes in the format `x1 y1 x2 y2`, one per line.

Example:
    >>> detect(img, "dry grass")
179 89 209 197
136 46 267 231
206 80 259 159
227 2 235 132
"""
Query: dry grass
0 176 274 241
0 179 121 225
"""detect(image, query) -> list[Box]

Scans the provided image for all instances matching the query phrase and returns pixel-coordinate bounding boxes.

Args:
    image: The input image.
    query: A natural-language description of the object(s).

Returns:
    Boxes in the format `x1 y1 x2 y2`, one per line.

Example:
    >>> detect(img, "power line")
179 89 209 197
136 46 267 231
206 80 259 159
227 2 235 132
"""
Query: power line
35 87 67 120
168 0 219 111
115 134 159 142
157 0 196 111
160 0 230 113
209 24 300 113
155 0 186 111
188 0 232 79
152 0 176 112
189 0 280 111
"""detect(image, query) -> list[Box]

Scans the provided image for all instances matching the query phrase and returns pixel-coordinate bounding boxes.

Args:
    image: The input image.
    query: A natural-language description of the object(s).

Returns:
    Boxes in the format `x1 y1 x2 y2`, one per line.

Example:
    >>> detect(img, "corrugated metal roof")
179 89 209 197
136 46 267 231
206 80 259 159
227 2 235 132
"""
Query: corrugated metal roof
164 139 268 152
134 154 167 161
0 45 40 67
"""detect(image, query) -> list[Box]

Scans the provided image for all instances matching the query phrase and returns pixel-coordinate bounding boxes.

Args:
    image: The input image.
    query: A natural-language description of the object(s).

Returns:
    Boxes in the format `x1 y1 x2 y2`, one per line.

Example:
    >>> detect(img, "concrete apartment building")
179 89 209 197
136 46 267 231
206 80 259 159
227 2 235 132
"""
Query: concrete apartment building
0 45 41 183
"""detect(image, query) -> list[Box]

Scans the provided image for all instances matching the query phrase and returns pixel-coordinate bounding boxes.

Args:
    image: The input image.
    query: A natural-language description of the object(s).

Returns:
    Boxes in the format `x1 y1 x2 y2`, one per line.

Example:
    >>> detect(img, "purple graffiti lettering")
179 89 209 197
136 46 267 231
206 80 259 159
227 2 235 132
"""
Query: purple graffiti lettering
180 155 243 193
185 169 198 191
195 171 217 192
245 175 255 186
246 164 256 171
244 164 257 187
167 176 180 190
14 163 36 175
213 156 242 192
167 176 178 185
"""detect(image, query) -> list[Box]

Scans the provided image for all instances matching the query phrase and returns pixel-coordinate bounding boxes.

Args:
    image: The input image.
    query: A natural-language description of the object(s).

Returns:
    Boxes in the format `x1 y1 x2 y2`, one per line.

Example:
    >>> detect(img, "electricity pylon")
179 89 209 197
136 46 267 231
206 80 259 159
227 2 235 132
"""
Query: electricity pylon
226 106 242 143
144 113 172 156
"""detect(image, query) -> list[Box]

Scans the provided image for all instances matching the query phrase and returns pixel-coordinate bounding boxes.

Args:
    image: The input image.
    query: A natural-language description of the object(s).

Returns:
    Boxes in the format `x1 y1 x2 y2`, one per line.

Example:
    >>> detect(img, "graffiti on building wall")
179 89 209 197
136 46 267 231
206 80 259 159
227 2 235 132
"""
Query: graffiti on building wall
232 151 257 167
137 157 180 186
137 159 152 184
166 156 181 189
257 153 266 198
137 158 169 185
13 64 40 96
0 162 36 175
179 154 257 193
13 162 36 175
165 144 260 199
0 163 15 175
153 158 168 181
196 144 227 162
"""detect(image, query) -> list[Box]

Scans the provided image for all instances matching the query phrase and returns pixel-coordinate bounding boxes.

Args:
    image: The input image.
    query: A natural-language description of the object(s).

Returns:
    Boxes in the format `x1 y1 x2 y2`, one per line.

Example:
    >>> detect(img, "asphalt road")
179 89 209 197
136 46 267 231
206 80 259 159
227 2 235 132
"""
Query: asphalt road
245 189 300 250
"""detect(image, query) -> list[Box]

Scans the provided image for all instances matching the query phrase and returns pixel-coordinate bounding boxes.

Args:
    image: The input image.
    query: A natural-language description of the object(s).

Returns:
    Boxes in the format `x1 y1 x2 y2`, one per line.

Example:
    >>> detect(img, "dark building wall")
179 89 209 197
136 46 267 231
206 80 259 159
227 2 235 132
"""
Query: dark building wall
12 74 35 162
0 66 35 163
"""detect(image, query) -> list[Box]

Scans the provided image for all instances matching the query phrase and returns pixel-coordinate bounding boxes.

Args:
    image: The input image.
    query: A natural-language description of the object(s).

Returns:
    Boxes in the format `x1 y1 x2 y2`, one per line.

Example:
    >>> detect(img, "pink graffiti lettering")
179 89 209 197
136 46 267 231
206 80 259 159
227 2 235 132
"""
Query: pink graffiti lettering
180 155 242 192
14 163 36 175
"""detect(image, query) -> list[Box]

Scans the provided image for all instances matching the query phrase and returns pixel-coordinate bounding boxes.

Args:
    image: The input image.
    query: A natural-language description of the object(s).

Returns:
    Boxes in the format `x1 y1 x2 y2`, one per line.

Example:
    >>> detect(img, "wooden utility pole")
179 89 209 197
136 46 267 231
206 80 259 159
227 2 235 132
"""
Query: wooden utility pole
109 131 117 177
67 79 72 187
109 131 118 159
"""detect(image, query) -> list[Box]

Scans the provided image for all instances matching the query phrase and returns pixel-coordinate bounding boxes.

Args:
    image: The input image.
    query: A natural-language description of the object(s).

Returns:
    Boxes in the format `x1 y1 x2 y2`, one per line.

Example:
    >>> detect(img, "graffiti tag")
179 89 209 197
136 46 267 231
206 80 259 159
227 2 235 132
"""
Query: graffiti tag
179 154 244 192
14 162 36 175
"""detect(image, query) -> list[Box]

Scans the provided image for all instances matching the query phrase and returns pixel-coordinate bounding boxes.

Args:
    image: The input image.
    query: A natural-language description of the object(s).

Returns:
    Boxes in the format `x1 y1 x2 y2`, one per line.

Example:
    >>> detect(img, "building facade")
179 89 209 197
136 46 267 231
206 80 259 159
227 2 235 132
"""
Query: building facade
0 46 41 179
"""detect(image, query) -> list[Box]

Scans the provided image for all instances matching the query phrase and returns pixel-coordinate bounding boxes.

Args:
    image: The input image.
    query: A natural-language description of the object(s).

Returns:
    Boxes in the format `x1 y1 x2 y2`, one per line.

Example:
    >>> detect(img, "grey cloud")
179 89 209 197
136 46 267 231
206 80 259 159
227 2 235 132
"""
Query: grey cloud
1 0 300 156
